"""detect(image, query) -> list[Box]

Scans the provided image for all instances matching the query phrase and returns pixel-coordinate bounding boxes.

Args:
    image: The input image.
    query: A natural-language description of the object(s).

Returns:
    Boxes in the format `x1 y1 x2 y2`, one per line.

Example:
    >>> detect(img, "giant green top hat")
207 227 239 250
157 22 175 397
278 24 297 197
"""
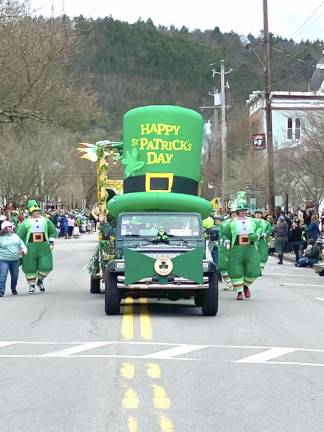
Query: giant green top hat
235 191 250 211
27 199 41 214
108 105 212 218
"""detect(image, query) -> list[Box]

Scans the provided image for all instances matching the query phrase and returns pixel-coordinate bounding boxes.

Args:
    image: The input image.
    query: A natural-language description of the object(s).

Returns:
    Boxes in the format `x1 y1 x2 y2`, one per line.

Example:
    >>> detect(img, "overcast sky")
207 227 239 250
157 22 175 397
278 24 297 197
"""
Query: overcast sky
31 0 324 42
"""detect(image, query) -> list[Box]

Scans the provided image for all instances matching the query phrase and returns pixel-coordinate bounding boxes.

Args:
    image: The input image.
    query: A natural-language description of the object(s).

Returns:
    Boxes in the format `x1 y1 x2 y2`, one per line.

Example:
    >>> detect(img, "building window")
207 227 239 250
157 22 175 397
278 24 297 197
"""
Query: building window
287 118 293 140
287 117 301 141
295 117 301 140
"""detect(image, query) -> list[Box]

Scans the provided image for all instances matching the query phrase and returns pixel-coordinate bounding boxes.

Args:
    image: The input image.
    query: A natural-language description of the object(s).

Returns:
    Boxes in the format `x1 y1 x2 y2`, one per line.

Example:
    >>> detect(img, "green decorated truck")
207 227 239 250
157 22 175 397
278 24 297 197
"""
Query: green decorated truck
90 105 218 316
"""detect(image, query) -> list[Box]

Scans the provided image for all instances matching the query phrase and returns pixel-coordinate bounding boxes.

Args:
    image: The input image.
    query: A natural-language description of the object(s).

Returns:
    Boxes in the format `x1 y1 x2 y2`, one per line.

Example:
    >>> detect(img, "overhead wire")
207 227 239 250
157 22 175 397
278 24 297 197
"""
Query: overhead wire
272 46 317 67
233 0 248 32
289 0 324 38
248 7 261 35
297 11 324 37
272 63 313 87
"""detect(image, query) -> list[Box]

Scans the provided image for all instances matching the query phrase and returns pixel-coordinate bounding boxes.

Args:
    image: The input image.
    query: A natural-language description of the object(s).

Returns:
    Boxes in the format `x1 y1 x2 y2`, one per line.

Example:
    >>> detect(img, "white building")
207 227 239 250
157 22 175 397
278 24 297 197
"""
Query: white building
246 52 324 149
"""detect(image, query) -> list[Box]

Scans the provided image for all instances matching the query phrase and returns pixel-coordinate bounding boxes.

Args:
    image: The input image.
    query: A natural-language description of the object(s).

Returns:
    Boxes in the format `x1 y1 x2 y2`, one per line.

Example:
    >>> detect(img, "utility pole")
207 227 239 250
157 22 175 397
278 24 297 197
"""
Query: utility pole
220 60 227 199
208 86 220 161
200 86 221 194
263 0 275 215
212 61 232 199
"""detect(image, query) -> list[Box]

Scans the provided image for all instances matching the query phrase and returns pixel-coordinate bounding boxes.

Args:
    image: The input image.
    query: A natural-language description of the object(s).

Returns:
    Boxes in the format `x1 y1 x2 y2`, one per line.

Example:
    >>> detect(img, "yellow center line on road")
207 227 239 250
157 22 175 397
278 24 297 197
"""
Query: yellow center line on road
121 362 136 380
160 416 175 432
128 416 138 432
146 363 161 379
122 297 134 340
123 388 140 409
152 384 171 410
139 297 153 340
120 300 139 430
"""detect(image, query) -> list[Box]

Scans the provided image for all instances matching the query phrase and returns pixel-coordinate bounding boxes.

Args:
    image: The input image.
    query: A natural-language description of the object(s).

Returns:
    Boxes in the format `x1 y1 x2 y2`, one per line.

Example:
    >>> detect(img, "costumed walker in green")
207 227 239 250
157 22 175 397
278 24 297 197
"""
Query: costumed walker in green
218 218 233 288
221 192 262 298
17 200 57 291
254 211 272 270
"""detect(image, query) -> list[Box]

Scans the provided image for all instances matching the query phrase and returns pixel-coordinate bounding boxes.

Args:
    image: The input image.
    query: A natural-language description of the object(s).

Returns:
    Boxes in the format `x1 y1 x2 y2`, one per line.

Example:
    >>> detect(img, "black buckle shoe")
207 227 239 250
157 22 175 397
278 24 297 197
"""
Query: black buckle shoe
37 280 45 292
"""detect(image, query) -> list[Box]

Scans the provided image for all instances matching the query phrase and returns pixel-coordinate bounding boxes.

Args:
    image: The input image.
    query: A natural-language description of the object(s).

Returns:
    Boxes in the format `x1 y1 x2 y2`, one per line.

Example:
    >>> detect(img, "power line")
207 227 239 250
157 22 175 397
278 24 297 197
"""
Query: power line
248 7 261 35
299 11 324 36
289 0 324 38
236 0 248 28
272 46 317 67
272 64 313 87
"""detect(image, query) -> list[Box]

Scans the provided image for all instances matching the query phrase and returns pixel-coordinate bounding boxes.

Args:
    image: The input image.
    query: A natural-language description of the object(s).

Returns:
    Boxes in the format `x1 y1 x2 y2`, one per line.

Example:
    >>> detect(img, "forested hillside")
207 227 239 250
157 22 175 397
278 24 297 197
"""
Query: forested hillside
71 15 322 133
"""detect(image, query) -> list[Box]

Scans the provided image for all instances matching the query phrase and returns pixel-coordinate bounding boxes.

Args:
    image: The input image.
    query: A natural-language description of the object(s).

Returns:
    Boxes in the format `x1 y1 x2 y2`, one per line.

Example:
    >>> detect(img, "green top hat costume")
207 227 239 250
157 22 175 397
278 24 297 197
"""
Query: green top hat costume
108 105 212 218
17 200 57 291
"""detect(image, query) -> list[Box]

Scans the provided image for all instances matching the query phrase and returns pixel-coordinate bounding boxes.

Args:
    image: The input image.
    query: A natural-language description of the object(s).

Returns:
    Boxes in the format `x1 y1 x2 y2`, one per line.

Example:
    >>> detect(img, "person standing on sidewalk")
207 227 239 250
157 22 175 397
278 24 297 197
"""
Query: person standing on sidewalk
273 216 289 265
289 220 303 264
307 215 320 241
0 221 27 297
67 215 75 238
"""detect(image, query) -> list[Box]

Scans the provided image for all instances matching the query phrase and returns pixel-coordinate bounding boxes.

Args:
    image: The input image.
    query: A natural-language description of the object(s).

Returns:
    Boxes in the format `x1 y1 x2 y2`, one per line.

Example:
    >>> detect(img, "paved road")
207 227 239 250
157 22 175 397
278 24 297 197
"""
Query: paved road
1 236 324 432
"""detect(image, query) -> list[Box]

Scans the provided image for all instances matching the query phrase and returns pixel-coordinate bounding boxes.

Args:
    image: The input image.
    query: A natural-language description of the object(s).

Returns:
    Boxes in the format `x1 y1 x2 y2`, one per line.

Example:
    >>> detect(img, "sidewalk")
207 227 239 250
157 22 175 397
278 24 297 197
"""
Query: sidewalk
273 252 295 263
273 252 324 276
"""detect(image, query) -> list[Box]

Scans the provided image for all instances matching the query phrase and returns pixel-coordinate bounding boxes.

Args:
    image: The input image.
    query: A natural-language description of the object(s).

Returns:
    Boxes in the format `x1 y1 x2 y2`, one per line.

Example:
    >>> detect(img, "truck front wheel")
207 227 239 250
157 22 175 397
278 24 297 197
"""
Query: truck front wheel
201 272 218 316
105 271 121 315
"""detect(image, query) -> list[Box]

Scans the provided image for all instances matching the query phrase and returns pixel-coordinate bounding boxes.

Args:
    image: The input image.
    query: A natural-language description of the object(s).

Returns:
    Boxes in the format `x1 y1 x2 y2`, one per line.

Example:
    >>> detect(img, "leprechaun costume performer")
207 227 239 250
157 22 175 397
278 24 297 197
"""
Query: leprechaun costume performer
17 200 57 293
218 216 234 290
254 209 272 271
221 192 262 300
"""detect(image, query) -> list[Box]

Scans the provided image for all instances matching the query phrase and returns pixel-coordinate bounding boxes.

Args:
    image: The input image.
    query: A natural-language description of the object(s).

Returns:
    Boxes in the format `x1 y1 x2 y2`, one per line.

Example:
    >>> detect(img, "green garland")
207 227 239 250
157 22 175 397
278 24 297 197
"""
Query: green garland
87 240 115 276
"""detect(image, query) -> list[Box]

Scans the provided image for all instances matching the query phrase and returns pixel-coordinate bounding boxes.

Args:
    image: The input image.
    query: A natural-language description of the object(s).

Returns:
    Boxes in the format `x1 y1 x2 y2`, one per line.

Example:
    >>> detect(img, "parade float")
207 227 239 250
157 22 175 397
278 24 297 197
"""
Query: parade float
81 105 218 316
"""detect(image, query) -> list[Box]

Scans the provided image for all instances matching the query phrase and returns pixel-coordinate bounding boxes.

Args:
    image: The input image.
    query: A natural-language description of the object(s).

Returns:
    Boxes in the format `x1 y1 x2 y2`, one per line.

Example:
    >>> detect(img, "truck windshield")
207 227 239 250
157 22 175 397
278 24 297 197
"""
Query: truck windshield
120 214 201 238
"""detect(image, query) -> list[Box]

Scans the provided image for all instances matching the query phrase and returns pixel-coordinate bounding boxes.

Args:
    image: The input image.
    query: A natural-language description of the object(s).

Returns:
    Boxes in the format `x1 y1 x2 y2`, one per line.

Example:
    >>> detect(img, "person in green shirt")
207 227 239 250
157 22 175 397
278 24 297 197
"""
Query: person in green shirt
0 221 27 296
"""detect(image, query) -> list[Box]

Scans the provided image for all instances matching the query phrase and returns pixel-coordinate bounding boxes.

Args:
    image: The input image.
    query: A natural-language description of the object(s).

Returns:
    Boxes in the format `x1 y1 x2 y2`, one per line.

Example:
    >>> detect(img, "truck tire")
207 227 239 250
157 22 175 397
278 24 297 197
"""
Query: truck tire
194 292 203 307
105 271 121 315
201 272 218 316
90 275 101 294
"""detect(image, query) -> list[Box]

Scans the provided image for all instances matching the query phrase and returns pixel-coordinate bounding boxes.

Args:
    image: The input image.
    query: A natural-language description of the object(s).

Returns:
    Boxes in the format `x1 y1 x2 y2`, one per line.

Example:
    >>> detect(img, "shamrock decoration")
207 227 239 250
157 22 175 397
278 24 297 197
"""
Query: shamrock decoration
153 226 169 244
122 147 145 178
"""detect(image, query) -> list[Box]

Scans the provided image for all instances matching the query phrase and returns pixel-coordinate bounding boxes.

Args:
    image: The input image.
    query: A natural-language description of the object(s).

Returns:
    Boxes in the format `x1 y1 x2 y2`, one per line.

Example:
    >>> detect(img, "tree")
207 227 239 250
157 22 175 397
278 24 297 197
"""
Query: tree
0 14 97 127
0 2 99 207
276 115 324 212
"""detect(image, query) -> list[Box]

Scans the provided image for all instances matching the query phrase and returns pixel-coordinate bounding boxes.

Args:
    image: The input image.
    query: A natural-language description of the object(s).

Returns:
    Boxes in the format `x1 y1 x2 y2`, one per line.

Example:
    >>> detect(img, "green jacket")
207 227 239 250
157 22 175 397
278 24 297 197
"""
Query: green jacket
221 217 262 248
257 219 272 239
17 217 57 244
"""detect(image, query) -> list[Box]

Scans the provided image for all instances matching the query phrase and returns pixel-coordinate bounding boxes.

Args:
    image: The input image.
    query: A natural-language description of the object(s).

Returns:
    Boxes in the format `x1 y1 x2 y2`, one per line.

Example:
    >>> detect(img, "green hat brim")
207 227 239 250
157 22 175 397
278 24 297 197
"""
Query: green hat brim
108 192 212 219
29 206 41 213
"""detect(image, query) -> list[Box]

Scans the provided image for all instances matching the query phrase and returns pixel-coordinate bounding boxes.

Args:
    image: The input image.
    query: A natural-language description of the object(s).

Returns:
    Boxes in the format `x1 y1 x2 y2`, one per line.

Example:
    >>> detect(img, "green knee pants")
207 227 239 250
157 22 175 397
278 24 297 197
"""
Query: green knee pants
22 242 53 279
218 246 231 282
257 238 269 268
228 244 261 291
